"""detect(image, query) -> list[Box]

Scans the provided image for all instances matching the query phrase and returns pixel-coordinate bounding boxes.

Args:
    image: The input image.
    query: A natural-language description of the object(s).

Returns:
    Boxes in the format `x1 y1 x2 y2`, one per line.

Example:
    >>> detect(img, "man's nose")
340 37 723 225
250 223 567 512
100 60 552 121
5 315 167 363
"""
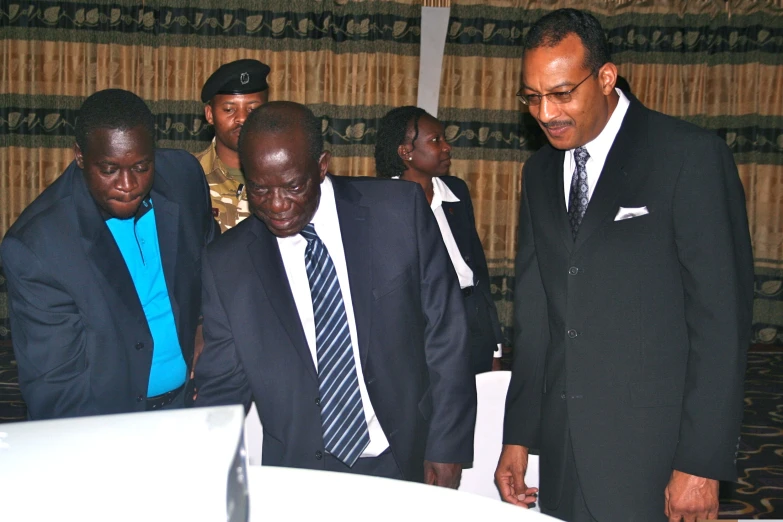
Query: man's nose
536 96 560 123
236 107 251 125
116 171 136 192
268 191 289 213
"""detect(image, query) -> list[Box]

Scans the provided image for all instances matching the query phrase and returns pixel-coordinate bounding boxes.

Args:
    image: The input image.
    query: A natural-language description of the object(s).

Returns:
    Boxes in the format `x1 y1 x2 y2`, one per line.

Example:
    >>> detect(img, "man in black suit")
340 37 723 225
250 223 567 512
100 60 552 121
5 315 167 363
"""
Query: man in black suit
495 9 753 522
1 89 219 419
193 101 476 485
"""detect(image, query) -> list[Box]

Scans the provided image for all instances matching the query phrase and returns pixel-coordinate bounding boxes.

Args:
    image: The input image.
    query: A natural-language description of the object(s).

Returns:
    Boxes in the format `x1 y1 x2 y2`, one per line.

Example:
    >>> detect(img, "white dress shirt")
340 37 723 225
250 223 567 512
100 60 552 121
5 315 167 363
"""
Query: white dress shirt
276 176 390 457
563 88 630 209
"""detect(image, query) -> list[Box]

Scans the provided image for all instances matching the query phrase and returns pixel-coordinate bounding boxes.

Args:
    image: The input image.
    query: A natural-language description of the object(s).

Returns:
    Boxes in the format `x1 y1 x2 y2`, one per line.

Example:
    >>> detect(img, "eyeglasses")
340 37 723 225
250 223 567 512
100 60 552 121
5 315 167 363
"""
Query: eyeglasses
517 73 593 106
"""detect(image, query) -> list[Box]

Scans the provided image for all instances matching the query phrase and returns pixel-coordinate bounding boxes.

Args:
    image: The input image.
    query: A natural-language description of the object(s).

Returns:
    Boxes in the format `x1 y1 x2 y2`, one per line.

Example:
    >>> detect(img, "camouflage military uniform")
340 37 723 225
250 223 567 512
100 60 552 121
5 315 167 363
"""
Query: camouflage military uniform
194 140 250 233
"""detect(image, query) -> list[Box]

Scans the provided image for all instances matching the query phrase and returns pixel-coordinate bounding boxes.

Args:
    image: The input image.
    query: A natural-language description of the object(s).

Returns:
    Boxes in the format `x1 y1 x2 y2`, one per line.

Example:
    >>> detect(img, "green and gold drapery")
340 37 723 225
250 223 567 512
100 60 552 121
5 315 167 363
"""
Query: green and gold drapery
440 0 783 344
0 0 423 235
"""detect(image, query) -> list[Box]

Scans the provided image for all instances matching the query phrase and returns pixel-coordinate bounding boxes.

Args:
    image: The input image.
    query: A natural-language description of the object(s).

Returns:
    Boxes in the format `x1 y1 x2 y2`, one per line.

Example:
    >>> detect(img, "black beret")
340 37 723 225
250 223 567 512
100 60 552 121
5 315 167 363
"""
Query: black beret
201 59 271 103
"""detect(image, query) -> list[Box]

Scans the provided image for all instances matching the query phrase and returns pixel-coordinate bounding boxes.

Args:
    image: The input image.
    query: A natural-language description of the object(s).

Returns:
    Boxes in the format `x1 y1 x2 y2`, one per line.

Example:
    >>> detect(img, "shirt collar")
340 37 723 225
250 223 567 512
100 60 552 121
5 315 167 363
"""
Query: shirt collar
575 88 630 166
310 175 336 232
431 176 460 210
391 175 460 210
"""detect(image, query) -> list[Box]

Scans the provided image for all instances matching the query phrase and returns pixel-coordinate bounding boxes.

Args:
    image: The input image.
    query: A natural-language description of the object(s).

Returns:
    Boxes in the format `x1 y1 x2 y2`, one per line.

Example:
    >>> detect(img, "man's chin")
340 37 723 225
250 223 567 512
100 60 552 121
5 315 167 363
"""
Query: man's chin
106 200 142 219
258 217 305 238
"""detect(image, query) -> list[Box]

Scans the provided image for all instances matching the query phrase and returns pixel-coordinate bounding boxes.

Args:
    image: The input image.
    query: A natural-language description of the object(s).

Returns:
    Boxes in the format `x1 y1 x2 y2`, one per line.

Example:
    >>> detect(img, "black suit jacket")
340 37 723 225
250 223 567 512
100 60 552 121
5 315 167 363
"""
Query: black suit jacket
0 149 219 419
439 175 503 346
193 175 476 482
504 97 754 520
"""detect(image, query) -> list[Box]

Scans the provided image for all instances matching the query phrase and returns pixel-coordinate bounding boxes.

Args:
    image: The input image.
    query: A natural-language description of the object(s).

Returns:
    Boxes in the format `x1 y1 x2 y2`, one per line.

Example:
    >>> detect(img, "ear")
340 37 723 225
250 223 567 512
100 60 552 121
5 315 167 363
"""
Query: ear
317 150 331 182
204 103 214 125
598 62 618 96
397 144 411 162
74 142 85 169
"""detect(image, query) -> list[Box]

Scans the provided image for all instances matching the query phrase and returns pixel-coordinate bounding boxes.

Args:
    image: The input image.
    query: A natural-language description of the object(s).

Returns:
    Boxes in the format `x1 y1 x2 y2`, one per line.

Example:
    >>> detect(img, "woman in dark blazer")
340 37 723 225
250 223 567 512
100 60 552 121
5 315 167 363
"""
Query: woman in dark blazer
375 106 504 374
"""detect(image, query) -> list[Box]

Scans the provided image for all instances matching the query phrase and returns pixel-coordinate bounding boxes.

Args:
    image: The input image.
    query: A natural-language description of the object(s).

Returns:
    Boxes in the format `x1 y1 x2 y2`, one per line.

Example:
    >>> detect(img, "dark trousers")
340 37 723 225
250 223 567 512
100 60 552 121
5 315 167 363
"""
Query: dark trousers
541 430 599 522
324 449 404 480
464 290 496 374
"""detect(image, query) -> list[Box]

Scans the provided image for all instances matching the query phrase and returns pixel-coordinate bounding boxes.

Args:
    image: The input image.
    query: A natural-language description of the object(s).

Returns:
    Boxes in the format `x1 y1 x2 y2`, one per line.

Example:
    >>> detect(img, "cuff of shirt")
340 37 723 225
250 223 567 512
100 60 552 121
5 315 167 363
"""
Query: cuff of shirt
494 343 503 359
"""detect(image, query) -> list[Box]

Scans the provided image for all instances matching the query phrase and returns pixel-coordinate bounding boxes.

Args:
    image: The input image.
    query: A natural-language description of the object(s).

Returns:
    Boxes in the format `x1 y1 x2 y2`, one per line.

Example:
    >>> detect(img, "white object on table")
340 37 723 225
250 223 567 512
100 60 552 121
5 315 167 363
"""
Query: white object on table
0 405 248 522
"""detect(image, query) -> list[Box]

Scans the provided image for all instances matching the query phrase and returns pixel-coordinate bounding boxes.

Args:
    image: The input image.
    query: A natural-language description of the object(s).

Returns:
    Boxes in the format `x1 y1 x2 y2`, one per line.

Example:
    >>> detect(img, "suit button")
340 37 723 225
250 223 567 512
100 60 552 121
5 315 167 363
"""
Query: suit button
136 395 144 402
135 342 144 350
315 397 321 407
560 393 566 399
315 450 323 460
567 329 578 338
568 267 579 275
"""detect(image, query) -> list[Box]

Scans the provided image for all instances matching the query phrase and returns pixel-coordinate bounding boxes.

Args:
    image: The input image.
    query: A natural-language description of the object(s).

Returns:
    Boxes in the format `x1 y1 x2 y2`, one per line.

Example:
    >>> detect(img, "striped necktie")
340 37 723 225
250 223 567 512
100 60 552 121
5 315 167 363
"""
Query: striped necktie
300 223 370 467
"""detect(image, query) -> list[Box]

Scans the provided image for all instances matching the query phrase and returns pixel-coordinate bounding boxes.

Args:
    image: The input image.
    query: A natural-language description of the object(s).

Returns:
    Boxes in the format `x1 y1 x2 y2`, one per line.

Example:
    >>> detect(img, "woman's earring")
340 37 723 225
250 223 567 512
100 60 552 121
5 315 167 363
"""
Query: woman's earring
407 156 412 161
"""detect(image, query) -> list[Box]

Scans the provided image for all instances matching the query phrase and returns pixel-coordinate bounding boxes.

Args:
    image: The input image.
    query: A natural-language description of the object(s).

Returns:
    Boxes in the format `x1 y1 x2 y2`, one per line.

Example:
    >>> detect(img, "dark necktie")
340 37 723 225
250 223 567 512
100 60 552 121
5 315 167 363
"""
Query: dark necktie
300 223 370 467
568 146 590 240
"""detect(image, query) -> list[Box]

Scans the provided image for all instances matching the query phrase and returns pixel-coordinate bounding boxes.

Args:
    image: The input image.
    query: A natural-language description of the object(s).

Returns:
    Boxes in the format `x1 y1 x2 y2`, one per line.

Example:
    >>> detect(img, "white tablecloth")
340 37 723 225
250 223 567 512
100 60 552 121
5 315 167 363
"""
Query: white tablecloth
247 465 554 521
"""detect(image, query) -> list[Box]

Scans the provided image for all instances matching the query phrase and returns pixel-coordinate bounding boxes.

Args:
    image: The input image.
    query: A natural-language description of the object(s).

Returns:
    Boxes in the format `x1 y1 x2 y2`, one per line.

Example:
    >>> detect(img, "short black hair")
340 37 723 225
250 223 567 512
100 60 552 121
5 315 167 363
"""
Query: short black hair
238 101 323 165
75 89 155 153
374 105 429 179
524 9 611 74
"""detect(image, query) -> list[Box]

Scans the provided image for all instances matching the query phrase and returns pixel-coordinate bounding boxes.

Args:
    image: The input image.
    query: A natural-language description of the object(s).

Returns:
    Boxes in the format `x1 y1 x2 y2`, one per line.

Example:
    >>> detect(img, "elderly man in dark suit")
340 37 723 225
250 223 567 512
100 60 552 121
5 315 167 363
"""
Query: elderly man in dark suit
495 9 753 522
193 101 476 486
1 89 219 419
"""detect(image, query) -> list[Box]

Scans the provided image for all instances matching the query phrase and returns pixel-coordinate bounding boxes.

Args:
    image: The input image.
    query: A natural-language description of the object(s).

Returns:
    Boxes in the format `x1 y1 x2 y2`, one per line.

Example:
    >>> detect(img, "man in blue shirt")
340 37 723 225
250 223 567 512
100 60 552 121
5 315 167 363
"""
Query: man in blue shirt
1 89 219 418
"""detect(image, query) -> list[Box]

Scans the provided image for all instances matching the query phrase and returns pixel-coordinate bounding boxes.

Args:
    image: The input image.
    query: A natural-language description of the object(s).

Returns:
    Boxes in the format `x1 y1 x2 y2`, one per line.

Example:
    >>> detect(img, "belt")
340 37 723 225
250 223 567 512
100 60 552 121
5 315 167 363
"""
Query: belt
146 384 184 411
461 286 474 297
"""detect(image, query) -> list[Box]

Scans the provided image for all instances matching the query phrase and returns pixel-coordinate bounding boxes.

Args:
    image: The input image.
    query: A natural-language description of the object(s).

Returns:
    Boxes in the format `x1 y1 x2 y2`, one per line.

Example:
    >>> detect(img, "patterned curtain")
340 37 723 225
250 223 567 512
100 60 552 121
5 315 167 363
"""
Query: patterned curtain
0 0 423 237
440 0 783 345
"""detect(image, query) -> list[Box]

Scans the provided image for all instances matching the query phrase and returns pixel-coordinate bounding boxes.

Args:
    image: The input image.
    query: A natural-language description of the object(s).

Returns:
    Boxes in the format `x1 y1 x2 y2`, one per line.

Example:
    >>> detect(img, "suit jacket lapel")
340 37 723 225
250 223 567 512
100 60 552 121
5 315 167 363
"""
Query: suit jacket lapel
332 176 372 368
540 147 574 253
441 199 471 261
574 99 650 251
72 168 147 326
248 218 317 382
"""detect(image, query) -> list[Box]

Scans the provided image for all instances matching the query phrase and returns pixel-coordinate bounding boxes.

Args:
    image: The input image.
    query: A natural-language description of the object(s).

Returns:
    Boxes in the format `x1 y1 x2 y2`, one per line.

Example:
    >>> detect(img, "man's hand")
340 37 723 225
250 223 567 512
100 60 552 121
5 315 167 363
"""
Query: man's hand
495 444 539 507
664 470 719 522
423 461 462 489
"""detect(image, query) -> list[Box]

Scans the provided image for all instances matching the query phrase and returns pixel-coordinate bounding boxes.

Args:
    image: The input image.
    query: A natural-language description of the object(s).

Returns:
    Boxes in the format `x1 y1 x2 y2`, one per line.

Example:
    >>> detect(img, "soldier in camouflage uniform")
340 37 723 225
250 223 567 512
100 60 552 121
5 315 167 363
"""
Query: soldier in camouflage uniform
195 59 271 232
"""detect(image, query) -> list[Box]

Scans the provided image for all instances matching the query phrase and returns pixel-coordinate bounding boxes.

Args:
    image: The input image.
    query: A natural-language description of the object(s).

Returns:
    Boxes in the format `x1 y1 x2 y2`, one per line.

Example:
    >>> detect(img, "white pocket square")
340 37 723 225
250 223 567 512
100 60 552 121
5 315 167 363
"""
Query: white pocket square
614 206 649 221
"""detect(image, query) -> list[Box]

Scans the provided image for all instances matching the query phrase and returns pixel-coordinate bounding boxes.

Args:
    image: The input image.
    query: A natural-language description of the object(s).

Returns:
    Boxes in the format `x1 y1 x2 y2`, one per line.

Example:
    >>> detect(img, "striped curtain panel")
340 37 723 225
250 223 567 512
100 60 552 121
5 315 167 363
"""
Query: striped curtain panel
440 0 783 345
0 0 423 236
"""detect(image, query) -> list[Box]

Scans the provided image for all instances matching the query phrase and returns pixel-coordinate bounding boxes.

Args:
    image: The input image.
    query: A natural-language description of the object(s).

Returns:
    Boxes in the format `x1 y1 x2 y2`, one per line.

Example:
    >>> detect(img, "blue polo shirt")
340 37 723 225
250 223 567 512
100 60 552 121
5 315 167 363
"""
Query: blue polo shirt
105 198 186 397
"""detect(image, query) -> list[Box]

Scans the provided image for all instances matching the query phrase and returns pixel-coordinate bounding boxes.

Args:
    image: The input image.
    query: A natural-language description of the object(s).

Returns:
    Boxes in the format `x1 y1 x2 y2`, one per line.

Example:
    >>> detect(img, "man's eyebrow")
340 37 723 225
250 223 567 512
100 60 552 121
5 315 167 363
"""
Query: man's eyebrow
522 80 577 92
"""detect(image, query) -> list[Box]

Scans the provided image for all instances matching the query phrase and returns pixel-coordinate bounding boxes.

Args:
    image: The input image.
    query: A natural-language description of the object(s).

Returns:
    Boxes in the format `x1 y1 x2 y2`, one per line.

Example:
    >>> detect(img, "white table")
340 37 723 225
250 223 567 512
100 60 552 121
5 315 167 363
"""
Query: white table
247 465 555 520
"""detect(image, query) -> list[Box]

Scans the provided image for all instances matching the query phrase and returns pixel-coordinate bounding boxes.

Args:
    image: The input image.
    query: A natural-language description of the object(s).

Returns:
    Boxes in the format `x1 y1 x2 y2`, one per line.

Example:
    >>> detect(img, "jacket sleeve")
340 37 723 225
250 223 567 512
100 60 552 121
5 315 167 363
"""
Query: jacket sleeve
414 186 477 464
670 134 754 481
462 181 504 344
503 172 550 448
193 248 252 411
1 236 97 419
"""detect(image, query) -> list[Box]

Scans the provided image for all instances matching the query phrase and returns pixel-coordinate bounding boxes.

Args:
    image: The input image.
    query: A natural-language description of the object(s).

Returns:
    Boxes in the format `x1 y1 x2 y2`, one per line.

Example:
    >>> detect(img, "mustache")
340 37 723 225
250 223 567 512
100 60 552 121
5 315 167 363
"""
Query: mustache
541 120 572 129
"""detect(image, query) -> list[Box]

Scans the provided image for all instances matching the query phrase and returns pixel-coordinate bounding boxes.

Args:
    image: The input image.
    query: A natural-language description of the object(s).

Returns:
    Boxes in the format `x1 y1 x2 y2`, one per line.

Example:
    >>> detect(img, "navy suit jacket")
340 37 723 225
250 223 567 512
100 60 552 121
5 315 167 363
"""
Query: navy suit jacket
0 149 219 419
504 97 753 520
193 175 476 482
